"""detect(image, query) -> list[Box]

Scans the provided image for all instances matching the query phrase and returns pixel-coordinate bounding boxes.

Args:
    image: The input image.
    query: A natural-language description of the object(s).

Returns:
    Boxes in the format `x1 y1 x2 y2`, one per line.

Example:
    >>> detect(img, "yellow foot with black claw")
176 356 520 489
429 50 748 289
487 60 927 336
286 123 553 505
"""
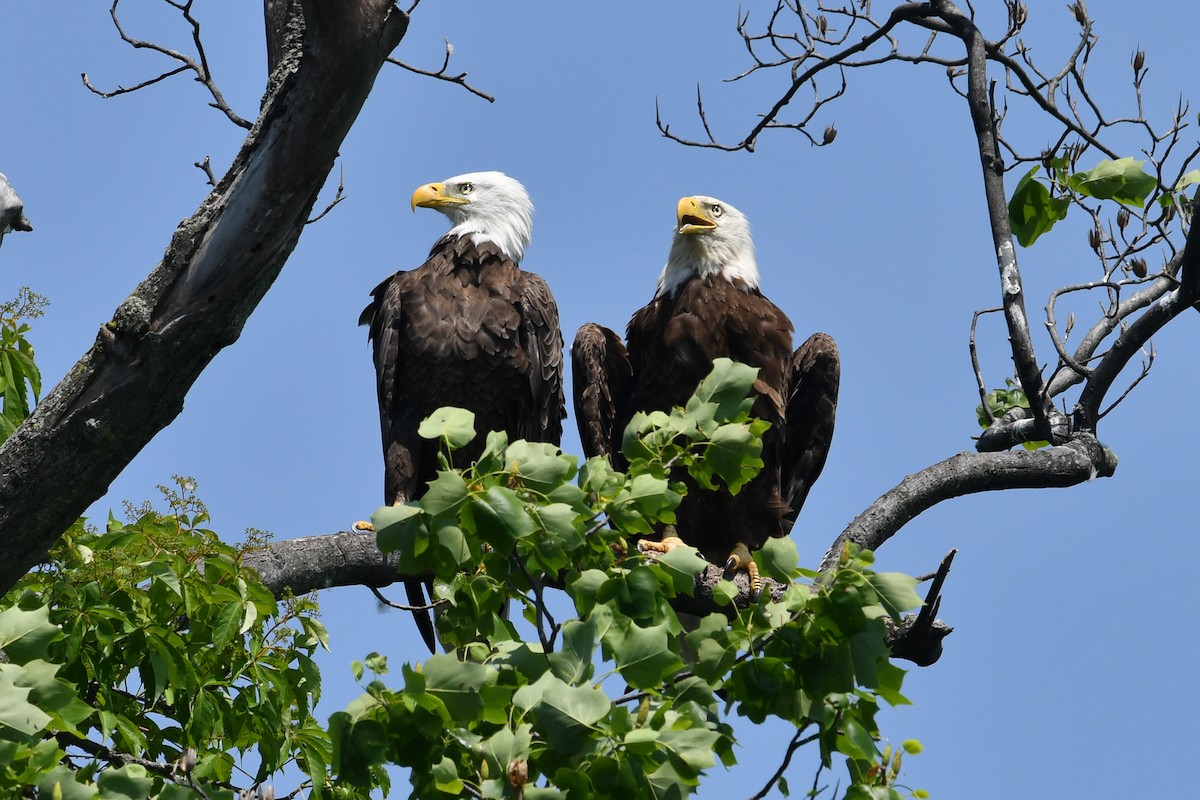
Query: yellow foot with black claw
724 542 763 600
352 520 375 533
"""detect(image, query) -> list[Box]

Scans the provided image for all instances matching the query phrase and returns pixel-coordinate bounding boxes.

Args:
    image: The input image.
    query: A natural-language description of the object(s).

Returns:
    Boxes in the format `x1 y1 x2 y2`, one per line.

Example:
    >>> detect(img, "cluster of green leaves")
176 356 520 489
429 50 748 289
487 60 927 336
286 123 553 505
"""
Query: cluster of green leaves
0 479 346 800
0 287 45 440
336 360 926 799
975 378 1048 450
1007 156 1162 247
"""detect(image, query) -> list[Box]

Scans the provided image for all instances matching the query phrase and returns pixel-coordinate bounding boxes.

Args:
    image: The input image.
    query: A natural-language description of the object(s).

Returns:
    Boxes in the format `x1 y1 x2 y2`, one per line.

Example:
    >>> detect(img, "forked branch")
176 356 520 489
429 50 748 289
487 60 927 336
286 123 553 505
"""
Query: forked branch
82 0 252 129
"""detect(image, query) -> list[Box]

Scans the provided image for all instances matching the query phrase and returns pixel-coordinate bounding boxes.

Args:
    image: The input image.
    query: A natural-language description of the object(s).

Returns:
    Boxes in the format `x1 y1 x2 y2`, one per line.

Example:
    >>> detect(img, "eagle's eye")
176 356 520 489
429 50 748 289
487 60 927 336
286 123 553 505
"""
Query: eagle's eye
710 204 723 218
459 182 475 195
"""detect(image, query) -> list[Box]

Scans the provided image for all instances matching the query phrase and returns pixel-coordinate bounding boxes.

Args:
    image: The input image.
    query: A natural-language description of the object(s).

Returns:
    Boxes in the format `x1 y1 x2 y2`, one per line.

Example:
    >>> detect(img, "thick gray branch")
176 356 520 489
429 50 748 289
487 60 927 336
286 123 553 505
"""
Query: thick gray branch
817 433 1117 573
936 0 1051 438
245 530 950 664
243 530 404 596
0 0 408 596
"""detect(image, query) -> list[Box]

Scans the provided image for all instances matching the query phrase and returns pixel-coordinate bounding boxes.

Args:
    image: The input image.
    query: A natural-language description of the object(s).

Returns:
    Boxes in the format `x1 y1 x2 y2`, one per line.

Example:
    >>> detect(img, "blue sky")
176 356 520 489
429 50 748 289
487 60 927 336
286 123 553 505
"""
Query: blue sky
3 2 1199 797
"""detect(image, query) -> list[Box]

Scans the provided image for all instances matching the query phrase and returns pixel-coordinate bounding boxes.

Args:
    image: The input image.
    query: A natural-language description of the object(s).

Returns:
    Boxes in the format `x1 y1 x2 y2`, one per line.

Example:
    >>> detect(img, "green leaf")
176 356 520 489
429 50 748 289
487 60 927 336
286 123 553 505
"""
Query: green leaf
422 654 493 722
549 618 598 684
1067 157 1157 207
96 764 155 800
1007 166 1070 247
37 766 97 800
704 422 764 493
607 622 683 689
432 756 465 795
688 358 759 421
418 406 477 449
0 605 61 665
866 572 923 621
505 440 575 491
1175 169 1200 194
654 545 708 596
0 664 52 735
512 673 610 756
482 724 532 779
419 470 470 517
757 536 800 582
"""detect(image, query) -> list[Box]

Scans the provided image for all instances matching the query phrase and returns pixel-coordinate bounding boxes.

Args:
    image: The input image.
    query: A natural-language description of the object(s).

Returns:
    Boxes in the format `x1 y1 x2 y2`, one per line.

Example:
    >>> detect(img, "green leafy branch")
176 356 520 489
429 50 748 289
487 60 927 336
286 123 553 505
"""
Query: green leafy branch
343 360 927 799
1007 156 1161 248
0 287 46 442
0 478 348 800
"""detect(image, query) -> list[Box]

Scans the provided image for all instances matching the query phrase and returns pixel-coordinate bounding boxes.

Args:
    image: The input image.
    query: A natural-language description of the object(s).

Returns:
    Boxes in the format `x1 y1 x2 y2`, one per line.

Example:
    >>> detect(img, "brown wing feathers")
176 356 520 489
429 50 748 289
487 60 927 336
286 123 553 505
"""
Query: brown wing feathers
571 274 839 563
363 234 565 651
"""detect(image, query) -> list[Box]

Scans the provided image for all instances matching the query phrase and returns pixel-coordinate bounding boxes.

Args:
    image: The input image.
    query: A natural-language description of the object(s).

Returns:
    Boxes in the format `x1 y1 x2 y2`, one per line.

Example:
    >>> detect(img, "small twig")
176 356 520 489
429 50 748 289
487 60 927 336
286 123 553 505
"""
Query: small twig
969 307 1004 424
194 156 216 187
747 727 818 800
369 585 443 612
82 0 252 129
306 163 346 224
1096 343 1154 421
386 38 495 103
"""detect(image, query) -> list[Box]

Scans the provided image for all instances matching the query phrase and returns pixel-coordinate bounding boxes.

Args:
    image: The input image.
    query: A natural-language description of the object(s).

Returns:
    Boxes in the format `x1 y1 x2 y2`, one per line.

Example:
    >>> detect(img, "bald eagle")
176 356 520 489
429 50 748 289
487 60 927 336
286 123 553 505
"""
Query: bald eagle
572 195 839 590
361 171 565 650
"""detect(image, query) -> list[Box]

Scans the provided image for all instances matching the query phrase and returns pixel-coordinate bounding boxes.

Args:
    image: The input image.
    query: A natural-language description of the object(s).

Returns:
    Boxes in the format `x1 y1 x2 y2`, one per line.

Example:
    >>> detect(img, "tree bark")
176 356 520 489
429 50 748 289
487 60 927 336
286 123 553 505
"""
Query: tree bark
0 0 408 595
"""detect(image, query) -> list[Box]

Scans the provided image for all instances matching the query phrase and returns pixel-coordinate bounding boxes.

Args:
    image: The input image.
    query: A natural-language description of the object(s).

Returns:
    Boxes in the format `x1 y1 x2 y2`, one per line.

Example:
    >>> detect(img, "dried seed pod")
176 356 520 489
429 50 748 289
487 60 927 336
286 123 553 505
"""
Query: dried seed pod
816 14 829 35
1117 207 1130 231
822 124 838 144
1088 227 1103 251
1130 256 1148 278
508 759 529 789
1133 48 1145 73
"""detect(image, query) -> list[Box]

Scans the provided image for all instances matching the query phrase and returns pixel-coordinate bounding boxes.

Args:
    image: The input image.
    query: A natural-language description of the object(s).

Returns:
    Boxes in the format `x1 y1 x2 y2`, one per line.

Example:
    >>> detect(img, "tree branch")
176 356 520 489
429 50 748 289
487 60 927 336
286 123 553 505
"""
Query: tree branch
243 528 951 665
83 0 253 129
818 433 1117 573
0 1 409 596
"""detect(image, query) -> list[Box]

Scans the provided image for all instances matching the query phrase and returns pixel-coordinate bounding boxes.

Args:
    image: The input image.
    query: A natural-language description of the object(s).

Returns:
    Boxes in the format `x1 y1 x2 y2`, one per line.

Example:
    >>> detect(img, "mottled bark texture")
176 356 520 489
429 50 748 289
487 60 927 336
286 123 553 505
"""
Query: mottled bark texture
0 0 408 594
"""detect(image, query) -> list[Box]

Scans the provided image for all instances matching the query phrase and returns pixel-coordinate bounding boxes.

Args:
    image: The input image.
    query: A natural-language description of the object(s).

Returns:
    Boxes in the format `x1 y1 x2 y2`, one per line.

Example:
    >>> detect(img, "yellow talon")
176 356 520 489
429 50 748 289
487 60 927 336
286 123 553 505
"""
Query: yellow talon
352 520 375 533
637 535 686 555
724 542 763 599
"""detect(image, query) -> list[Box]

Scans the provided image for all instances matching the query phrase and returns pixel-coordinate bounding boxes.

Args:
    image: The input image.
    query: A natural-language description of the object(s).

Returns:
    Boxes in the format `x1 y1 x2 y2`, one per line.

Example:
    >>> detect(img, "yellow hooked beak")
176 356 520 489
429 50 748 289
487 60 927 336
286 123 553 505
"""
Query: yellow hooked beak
676 196 717 234
411 182 469 212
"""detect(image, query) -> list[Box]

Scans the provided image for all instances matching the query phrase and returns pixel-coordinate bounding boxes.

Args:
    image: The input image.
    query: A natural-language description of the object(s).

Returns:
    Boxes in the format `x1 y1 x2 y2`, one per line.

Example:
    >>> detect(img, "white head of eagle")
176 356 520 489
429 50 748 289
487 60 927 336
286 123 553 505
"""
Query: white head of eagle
411 171 533 264
657 195 760 298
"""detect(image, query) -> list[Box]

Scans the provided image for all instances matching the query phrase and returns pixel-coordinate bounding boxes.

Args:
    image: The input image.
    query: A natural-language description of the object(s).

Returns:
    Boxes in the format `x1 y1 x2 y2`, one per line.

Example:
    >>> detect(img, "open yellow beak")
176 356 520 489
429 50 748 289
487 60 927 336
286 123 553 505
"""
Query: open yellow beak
676 196 717 234
411 182 469 212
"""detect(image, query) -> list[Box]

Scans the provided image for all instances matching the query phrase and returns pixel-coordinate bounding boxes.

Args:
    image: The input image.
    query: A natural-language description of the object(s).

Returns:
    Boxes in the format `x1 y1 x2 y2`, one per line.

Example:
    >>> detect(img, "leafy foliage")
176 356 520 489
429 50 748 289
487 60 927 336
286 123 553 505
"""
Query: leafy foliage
343 360 926 799
1007 157 1158 247
976 378 1049 450
0 287 45 441
0 478 345 799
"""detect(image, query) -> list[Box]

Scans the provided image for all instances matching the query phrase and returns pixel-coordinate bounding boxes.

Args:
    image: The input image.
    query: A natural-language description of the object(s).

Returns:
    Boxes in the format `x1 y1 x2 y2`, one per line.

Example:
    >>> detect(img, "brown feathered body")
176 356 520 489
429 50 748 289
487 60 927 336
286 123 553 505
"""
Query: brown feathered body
572 196 838 566
362 234 564 503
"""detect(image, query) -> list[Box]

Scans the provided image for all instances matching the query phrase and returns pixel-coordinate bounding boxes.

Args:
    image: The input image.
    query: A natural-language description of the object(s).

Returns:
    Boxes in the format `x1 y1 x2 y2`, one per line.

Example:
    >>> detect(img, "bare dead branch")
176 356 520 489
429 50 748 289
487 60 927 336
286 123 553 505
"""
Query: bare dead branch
83 0 252 129
820 433 1117 572
306 162 346 224
386 37 495 103
369 585 443 612
193 156 216 187
969 307 1003 425
748 727 818 800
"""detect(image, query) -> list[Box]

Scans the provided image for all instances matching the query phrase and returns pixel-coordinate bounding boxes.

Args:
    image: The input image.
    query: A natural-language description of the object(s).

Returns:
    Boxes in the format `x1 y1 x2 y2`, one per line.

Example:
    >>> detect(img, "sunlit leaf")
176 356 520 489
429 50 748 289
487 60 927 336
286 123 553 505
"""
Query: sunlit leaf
418 406 477 449
1008 166 1070 247
1067 157 1157 207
